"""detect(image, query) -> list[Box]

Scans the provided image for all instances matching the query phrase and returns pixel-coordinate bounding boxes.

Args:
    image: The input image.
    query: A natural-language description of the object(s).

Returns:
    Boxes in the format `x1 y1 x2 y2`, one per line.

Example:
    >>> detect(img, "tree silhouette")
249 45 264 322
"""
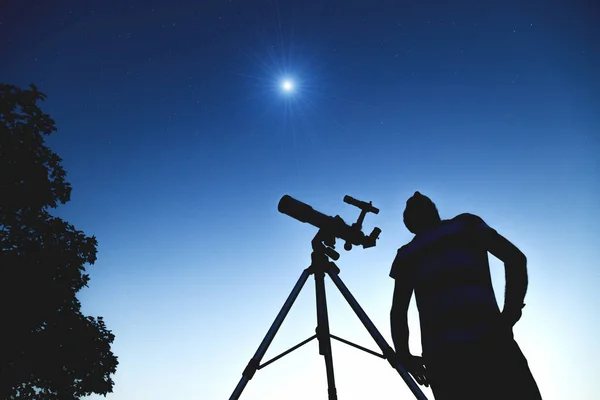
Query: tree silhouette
0 84 118 399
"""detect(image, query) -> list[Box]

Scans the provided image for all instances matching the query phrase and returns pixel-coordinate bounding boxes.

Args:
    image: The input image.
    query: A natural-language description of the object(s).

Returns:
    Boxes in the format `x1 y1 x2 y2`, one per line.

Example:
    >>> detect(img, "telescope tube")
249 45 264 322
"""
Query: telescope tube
278 195 332 228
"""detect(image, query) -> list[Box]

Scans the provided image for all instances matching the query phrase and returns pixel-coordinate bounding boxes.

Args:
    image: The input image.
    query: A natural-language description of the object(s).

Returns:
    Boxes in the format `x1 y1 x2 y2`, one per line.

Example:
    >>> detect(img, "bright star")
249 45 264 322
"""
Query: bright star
281 79 294 93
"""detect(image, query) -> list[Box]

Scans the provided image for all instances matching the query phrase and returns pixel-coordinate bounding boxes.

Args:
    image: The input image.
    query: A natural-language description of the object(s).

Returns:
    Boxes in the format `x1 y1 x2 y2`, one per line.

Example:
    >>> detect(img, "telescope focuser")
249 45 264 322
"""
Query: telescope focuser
343 195 381 251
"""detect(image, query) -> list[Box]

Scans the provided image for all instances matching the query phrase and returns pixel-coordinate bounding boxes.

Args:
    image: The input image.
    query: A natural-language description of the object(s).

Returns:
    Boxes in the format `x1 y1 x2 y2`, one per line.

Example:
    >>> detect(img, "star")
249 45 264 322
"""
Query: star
281 79 294 93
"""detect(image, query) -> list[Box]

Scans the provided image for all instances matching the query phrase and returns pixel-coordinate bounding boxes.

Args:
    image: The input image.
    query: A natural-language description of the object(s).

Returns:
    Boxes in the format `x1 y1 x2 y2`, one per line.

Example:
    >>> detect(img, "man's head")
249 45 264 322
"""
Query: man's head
403 191 441 234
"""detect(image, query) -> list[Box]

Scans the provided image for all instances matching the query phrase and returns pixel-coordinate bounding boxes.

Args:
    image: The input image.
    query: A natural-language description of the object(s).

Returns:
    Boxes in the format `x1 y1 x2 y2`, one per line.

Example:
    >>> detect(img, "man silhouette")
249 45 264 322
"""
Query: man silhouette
390 192 542 400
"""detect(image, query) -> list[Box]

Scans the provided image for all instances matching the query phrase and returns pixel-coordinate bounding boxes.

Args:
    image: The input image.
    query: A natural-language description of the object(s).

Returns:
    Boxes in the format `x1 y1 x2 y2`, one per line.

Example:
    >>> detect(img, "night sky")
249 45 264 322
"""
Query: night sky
2 1 599 399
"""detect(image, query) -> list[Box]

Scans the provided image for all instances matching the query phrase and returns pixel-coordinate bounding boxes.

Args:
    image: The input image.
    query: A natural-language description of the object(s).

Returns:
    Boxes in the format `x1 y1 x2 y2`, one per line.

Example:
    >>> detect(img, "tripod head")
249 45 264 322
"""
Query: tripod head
278 194 382 254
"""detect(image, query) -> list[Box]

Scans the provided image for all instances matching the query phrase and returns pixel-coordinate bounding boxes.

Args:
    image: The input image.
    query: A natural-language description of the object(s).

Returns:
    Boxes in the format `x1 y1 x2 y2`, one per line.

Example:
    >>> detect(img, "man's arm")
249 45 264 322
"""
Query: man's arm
389 251 429 387
482 225 528 325
390 271 413 360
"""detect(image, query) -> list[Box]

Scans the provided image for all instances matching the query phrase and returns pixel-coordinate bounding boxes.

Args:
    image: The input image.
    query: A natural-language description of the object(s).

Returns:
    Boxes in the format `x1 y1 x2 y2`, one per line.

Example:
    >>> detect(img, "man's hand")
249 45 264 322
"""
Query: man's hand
501 305 523 329
398 354 429 387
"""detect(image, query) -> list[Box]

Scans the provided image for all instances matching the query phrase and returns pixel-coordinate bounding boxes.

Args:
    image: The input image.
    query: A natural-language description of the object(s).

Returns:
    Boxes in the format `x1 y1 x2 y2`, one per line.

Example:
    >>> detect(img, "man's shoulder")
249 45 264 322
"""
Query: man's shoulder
451 212 484 224
396 239 418 259
390 241 419 279
451 213 497 234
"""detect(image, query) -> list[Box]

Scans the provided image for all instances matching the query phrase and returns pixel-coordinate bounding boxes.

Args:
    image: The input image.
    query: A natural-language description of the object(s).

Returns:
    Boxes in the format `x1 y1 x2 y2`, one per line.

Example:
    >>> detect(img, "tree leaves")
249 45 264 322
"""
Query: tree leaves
0 83 70 213
0 84 118 399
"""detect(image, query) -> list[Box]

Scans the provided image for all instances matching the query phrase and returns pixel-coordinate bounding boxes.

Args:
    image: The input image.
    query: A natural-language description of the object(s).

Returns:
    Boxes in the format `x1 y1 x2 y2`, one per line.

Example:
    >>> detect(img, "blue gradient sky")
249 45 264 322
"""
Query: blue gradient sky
2 1 599 398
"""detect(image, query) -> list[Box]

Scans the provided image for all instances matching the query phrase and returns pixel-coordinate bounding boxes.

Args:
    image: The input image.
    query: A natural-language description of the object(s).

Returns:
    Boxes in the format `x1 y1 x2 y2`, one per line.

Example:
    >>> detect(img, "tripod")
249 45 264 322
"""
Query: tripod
229 229 428 400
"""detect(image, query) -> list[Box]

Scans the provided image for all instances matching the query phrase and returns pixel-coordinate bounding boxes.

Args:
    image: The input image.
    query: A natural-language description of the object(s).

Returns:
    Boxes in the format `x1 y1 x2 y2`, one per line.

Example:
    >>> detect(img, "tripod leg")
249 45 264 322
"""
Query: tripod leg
229 268 312 400
325 266 429 400
314 270 338 400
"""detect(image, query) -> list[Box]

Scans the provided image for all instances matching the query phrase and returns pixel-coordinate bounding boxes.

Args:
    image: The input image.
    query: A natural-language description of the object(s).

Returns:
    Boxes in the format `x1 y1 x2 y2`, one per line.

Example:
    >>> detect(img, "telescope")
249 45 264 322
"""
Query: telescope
230 195 429 400
277 194 381 251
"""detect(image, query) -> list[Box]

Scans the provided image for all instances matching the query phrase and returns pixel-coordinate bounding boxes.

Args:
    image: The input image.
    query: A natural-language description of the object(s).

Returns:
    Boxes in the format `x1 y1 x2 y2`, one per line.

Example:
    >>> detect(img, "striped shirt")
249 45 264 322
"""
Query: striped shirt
390 213 501 357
